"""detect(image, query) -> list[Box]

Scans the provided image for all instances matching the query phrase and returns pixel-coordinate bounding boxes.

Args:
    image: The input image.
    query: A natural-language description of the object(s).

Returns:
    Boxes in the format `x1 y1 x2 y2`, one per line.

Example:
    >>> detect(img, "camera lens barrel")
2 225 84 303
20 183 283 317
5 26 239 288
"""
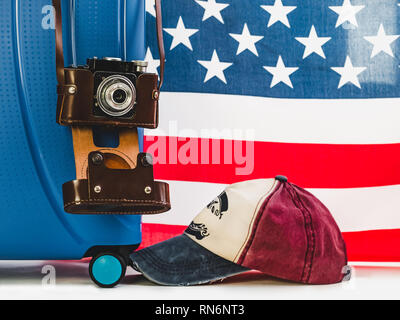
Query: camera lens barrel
96 75 136 117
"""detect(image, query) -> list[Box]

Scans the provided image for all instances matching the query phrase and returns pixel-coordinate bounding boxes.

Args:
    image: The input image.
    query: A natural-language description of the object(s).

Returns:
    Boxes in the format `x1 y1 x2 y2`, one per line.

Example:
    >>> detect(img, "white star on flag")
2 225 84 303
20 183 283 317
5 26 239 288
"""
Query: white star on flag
164 16 199 51
364 24 400 58
145 0 156 17
329 0 365 28
198 50 233 84
295 25 331 59
263 55 299 88
229 23 264 56
331 56 367 89
195 0 229 24
145 47 160 75
261 0 296 29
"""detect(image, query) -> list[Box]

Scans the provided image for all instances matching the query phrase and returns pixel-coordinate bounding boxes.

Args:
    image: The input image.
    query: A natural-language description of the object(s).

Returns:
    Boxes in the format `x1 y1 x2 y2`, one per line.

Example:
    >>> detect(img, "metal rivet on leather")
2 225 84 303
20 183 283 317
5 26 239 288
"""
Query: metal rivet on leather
141 154 153 167
91 152 104 165
68 86 76 94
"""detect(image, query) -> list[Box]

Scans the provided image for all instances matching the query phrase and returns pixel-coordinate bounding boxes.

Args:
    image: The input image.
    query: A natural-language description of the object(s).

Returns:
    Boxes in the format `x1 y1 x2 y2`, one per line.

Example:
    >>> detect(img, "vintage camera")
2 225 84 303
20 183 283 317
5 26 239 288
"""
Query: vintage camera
87 57 148 118
53 0 162 130
57 57 160 128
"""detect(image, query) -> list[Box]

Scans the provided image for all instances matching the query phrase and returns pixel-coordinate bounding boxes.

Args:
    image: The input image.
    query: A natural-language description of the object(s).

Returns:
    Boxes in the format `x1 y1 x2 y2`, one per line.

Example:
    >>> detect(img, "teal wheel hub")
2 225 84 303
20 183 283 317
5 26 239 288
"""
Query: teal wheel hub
90 254 126 287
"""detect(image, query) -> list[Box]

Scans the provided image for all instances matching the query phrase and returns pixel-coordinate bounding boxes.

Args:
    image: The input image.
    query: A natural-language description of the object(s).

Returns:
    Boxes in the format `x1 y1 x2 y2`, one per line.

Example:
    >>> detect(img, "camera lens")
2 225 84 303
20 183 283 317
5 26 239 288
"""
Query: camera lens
112 89 127 104
96 75 136 117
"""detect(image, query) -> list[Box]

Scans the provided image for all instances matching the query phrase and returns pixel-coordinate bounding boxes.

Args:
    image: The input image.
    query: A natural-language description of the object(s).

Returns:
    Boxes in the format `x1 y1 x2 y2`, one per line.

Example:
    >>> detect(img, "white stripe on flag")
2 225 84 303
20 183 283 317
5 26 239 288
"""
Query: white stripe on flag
142 180 400 233
147 92 400 144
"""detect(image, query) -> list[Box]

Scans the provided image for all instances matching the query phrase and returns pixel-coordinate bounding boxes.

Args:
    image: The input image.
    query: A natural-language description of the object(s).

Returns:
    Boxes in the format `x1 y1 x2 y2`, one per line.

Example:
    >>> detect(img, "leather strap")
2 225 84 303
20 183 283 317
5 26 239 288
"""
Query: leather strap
53 0 65 87
52 0 165 89
71 126 139 179
155 0 165 90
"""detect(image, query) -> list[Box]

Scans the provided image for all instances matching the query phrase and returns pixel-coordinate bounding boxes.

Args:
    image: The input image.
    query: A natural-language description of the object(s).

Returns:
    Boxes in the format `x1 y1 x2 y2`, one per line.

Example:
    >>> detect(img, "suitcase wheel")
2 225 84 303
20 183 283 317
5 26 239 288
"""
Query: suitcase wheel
89 252 127 288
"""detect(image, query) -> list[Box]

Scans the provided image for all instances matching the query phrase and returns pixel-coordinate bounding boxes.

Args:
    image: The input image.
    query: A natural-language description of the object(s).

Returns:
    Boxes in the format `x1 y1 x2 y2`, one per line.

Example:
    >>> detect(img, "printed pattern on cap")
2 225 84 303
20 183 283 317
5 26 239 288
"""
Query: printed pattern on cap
185 179 278 263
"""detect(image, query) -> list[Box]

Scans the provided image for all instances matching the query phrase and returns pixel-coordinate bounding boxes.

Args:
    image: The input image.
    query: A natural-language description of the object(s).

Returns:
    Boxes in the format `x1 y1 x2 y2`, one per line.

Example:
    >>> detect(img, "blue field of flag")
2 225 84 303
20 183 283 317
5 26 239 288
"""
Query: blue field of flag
146 0 400 99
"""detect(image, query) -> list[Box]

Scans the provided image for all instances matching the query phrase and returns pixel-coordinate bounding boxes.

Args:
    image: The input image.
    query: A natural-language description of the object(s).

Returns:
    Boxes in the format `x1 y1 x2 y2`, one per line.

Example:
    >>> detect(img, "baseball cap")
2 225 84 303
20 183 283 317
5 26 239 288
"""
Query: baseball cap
130 176 348 285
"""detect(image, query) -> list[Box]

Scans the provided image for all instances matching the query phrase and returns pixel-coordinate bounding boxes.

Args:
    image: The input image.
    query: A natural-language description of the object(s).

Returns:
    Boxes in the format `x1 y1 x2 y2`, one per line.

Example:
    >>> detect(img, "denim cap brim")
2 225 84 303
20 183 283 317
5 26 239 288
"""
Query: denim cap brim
130 234 249 286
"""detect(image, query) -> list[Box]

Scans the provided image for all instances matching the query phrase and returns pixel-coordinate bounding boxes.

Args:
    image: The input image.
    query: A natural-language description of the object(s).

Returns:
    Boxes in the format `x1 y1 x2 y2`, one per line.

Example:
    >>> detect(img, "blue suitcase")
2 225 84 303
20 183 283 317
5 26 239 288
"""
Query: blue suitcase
0 0 147 287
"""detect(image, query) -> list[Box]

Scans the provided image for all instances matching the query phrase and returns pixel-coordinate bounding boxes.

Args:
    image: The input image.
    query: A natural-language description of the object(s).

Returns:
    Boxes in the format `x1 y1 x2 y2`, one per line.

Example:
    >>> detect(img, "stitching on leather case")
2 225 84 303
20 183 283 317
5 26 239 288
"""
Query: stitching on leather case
64 199 170 215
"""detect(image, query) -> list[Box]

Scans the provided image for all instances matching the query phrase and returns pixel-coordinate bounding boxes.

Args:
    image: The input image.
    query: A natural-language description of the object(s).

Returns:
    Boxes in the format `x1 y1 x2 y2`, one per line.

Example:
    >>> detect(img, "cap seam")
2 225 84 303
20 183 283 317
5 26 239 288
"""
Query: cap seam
236 181 280 265
233 180 279 263
284 183 316 284
294 188 316 283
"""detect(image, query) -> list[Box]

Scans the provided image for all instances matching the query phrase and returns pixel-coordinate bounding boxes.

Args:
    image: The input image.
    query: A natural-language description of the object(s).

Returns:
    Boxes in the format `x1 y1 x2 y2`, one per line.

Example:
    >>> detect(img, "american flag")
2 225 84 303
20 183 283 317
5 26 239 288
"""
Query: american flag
141 0 400 262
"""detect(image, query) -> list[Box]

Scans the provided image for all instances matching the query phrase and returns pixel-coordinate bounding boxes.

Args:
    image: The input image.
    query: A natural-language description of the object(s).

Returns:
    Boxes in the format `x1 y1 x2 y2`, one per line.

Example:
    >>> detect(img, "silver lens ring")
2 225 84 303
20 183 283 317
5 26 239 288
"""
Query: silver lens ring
97 75 136 117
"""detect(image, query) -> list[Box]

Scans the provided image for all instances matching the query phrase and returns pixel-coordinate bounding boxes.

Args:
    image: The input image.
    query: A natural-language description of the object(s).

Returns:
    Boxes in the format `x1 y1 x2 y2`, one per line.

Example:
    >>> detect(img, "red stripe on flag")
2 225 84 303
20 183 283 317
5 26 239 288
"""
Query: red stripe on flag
140 223 400 262
342 229 400 262
144 135 400 188
139 223 186 250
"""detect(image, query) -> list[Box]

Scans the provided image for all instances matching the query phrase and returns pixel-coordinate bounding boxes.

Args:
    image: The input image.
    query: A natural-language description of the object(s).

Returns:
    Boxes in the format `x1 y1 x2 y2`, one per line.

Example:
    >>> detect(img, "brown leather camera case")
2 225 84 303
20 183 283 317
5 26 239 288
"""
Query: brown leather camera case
56 68 160 129
52 0 170 215
63 151 171 215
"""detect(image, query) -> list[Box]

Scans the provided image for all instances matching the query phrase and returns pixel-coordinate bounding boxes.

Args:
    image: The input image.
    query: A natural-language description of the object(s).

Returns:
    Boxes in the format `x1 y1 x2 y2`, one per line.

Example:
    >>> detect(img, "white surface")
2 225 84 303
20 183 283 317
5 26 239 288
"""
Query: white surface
1 260 400 300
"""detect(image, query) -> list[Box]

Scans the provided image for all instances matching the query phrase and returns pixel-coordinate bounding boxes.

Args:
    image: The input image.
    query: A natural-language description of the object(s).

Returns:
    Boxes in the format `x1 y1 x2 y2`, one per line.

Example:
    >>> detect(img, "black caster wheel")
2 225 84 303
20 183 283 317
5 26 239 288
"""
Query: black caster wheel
89 252 127 288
